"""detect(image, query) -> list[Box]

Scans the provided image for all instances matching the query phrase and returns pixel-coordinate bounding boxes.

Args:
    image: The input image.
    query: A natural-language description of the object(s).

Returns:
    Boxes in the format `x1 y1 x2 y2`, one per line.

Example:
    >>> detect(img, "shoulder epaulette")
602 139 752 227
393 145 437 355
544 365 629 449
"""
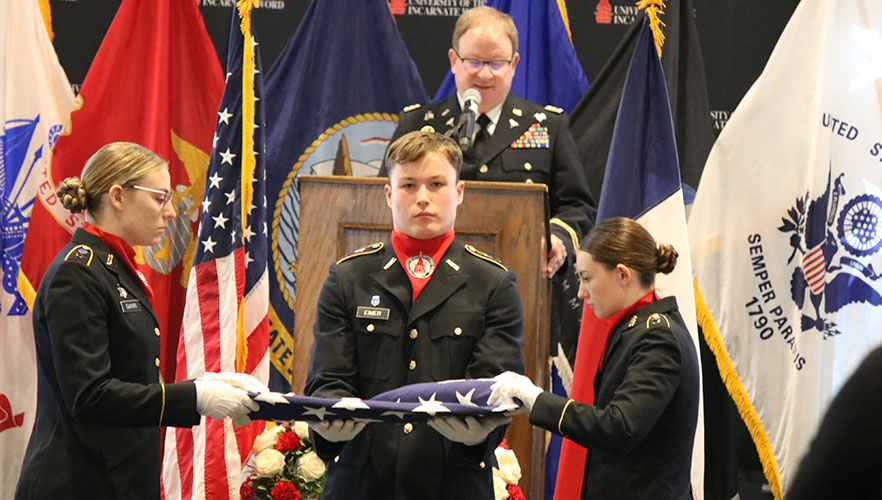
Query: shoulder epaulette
64 245 94 266
336 242 384 265
646 313 671 329
464 244 507 271
544 105 563 114
403 103 422 112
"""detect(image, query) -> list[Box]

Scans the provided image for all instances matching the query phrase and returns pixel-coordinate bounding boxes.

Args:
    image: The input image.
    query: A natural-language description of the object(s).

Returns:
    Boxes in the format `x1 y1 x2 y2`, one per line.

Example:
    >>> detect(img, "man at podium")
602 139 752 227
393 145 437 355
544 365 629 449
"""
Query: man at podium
383 6 596 279
305 130 526 500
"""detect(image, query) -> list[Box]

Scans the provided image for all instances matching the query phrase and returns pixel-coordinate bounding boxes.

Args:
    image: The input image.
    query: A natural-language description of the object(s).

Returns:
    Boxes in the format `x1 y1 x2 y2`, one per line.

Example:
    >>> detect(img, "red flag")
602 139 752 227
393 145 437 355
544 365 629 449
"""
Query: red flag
18 0 223 385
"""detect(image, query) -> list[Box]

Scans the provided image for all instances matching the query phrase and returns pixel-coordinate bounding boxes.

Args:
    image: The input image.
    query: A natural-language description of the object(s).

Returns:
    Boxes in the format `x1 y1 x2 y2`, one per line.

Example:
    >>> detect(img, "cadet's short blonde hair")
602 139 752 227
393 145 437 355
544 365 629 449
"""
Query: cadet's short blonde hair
452 6 518 55
384 131 463 180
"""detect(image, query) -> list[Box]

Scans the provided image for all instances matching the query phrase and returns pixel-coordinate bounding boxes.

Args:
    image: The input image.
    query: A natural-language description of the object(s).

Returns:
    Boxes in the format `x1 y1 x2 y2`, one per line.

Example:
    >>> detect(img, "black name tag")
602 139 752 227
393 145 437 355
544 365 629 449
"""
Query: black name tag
120 300 142 313
356 306 390 320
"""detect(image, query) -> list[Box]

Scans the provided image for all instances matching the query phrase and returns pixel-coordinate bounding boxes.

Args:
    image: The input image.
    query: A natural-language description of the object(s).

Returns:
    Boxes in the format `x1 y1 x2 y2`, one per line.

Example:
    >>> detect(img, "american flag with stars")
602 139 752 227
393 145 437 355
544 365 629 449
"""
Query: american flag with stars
162 10 270 500
248 379 523 423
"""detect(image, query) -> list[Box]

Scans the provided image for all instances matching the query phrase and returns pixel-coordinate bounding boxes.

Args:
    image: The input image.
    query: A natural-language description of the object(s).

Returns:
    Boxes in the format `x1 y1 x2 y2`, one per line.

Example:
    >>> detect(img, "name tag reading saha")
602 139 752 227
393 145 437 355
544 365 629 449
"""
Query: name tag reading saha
356 306 390 320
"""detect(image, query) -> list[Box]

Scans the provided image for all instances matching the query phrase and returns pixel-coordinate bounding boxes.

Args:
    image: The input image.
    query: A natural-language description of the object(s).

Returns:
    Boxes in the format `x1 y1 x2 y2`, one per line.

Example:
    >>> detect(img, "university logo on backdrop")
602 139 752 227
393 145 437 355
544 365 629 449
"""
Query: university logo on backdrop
594 0 640 25
745 111 882 375
273 114 397 310
389 0 485 17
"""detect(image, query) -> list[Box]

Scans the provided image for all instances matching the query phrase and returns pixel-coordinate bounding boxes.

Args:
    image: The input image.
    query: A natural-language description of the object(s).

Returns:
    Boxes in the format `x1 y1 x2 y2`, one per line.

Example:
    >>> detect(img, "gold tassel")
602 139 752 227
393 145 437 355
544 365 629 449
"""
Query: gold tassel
636 0 666 58
694 280 783 499
38 0 54 41
237 0 258 247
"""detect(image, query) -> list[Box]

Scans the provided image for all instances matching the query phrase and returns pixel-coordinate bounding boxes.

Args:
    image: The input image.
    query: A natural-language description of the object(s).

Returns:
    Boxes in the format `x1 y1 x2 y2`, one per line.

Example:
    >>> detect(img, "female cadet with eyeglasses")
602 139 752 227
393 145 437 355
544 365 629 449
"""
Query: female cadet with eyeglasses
489 217 700 500
15 142 267 499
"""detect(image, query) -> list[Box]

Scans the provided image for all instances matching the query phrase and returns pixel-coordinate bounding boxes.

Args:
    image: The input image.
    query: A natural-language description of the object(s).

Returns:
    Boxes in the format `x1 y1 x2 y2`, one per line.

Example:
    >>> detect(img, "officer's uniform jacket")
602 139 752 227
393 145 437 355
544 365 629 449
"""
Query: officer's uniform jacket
386 93 597 253
16 229 199 500
304 239 526 500
530 297 699 500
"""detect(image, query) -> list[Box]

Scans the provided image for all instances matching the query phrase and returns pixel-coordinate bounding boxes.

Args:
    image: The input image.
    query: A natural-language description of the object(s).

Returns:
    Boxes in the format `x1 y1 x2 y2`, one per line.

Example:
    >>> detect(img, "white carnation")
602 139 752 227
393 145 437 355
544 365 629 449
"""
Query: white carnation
494 447 522 485
252 425 285 453
295 450 326 481
492 473 510 500
253 449 285 478
293 421 310 440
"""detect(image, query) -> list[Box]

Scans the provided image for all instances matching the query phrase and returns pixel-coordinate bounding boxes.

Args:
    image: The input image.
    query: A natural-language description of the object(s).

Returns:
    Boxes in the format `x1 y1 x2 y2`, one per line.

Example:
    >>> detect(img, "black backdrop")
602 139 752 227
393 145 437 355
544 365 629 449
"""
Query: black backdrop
50 0 799 137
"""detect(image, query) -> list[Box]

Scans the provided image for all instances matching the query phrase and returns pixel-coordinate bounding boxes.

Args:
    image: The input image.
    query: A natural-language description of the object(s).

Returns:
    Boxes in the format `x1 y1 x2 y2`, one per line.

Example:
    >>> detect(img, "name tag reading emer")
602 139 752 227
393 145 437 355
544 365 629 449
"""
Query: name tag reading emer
120 299 142 313
356 306 390 320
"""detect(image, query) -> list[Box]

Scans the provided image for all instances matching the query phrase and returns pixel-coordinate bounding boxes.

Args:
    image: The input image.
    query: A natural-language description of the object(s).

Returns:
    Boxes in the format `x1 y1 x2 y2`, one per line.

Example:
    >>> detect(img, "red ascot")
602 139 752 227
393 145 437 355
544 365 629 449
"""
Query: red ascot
596 289 658 372
391 230 455 302
82 222 155 303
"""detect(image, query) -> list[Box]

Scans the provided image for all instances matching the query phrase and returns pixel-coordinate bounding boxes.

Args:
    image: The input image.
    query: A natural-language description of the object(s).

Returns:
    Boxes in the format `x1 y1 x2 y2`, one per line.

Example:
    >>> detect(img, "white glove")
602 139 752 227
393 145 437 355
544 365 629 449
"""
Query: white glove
202 371 269 394
487 371 544 414
427 415 510 446
309 419 366 443
194 380 259 420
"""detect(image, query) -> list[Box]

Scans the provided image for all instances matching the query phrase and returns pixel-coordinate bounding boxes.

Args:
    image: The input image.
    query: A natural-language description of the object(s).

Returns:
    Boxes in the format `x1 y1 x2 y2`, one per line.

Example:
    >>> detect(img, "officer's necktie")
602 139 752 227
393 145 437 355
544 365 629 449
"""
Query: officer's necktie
472 114 492 158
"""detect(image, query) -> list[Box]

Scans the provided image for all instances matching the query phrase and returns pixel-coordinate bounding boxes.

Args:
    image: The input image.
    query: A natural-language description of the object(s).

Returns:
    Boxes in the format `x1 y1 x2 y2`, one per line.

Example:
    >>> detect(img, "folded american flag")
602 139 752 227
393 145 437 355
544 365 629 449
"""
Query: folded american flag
249 379 520 423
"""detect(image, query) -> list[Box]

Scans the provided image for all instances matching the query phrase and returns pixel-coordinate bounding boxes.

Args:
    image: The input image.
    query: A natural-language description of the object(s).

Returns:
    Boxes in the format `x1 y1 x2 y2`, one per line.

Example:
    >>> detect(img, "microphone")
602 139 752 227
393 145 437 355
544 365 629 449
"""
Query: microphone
456 88 482 150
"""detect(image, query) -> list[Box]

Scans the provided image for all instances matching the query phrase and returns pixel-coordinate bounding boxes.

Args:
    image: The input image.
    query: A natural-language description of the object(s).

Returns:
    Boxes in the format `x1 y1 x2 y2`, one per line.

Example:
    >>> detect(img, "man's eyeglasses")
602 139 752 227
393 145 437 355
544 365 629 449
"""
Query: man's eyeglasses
453 50 512 74
126 184 174 206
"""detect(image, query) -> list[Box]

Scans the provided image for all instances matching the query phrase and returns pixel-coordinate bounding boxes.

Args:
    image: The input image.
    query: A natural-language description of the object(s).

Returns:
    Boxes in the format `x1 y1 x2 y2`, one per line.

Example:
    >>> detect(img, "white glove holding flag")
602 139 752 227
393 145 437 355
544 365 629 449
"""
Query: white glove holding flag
309 419 367 443
202 371 269 394
487 371 544 414
194 380 259 420
428 415 510 446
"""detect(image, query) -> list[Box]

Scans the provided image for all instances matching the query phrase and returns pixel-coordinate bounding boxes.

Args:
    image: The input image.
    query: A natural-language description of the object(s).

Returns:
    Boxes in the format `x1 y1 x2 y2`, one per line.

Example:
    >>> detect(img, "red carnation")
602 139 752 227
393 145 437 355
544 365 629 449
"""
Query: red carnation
507 485 526 500
270 480 302 500
275 431 302 453
239 479 255 500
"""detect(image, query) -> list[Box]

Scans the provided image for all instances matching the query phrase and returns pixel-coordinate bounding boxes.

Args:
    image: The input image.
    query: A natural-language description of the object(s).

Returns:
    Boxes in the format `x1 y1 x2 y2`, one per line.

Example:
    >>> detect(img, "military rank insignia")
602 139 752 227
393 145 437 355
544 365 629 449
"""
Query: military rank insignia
511 123 550 148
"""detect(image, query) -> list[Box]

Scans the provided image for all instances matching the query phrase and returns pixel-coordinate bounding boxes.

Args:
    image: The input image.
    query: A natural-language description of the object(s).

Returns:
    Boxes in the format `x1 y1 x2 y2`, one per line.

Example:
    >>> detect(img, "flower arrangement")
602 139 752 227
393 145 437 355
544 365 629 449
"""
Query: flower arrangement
492 439 525 500
240 422 324 500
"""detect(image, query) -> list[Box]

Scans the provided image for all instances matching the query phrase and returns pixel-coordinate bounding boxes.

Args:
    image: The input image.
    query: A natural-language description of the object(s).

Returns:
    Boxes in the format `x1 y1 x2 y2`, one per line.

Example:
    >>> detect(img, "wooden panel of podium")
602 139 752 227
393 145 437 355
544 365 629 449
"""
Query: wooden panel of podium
294 175 551 498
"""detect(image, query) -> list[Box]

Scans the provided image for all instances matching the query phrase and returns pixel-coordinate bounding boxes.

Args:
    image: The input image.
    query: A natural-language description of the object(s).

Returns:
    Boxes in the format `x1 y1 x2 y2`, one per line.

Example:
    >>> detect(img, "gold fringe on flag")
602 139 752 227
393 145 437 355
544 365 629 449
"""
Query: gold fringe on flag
636 0 666 58
556 0 575 44
694 280 783 499
38 0 54 41
235 0 259 373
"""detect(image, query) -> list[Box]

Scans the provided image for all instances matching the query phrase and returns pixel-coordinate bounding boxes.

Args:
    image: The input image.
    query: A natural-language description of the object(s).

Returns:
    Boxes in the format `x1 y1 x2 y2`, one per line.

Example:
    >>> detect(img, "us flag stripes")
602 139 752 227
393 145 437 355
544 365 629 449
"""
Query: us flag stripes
162 5 269 499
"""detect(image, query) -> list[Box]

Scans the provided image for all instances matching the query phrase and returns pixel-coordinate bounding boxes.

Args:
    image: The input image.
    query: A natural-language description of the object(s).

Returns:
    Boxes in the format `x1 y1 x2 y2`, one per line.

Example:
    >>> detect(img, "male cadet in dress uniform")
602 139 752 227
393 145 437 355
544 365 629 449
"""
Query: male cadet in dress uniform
304 130 526 500
382 5 596 279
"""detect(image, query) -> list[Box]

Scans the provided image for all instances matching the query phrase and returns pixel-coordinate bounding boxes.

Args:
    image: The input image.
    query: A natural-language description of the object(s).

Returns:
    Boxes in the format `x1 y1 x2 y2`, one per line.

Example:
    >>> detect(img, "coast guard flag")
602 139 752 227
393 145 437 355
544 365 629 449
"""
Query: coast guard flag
690 0 882 496
0 1 73 496
162 8 269 500
434 0 589 113
263 0 426 390
557 15 703 500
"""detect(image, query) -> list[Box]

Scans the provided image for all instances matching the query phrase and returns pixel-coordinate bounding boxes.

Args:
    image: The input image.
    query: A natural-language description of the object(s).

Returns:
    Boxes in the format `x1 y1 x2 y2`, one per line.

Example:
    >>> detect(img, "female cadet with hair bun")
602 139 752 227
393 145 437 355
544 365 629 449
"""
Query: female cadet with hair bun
489 217 699 500
16 142 268 499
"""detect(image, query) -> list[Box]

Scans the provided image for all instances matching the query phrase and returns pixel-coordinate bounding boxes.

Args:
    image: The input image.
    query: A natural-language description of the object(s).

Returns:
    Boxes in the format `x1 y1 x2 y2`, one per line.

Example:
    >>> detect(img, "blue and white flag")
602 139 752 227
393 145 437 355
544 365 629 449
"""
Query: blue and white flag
689 1 882 496
250 379 518 423
0 1 73 497
562 14 703 500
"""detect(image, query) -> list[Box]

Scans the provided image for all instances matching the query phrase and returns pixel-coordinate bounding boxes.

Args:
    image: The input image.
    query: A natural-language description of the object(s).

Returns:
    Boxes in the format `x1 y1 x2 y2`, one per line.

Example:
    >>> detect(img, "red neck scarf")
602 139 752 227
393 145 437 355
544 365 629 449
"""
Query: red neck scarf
391 230 455 302
597 289 658 372
82 222 155 303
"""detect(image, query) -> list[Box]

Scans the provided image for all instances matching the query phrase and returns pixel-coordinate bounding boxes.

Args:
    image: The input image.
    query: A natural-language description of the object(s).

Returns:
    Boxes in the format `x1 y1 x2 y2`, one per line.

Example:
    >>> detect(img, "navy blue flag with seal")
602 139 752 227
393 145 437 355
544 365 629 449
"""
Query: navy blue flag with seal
263 0 427 391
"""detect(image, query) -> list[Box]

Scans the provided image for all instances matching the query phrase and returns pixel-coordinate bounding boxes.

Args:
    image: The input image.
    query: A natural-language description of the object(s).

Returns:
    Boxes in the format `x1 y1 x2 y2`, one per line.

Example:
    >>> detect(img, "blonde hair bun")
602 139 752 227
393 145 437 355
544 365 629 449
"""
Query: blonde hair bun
57 177 89 214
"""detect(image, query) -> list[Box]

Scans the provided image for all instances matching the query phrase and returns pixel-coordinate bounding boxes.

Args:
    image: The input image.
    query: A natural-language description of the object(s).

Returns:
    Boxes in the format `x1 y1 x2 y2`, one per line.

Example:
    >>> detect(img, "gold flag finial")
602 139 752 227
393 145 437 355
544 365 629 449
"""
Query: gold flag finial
636 0 666 58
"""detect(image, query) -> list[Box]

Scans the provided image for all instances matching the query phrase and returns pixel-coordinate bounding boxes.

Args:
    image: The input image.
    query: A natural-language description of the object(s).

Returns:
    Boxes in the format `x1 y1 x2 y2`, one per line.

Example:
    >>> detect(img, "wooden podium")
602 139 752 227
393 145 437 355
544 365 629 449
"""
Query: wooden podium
294 175 551 498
